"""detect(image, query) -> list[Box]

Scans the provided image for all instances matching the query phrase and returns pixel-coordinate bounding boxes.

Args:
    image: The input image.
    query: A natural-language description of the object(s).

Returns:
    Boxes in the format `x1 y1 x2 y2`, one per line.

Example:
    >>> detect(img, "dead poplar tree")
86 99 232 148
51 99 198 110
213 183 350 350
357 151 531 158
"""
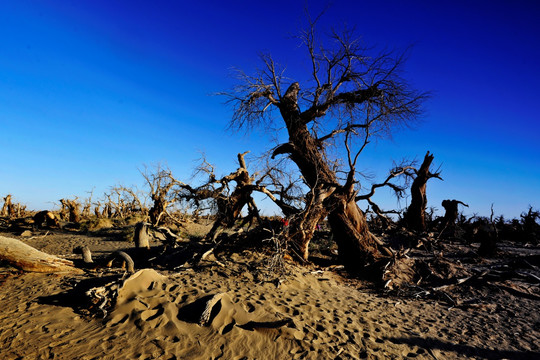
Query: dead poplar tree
141 164 184 226
438 199 469 236
111 185 147 218
355 164 415 230
403 152 442 232
60 198 81 223
94 201 102 218
82 189 95 218
101 194 113 219
175 152 266 241
521 206 540 237
221 19 428 270
1 195 13 218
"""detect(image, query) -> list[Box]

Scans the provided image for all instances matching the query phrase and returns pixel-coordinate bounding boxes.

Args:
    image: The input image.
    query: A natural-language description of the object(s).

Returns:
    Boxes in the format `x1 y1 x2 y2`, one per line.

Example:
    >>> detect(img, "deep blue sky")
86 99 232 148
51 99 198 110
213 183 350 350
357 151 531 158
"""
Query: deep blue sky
1 0 539 219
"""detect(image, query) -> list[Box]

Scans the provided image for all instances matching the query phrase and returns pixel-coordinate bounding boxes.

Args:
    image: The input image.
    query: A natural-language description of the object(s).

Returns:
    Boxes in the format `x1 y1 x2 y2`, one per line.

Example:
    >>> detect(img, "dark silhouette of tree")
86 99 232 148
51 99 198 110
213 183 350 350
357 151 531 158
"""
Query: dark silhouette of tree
438 199 468 236
403 151 442 232
222 19 428 271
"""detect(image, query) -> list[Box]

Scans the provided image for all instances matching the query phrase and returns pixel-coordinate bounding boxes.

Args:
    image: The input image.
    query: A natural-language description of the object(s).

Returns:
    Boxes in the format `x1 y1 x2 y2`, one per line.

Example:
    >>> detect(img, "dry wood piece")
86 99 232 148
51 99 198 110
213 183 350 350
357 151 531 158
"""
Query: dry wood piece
432 270 491 291
0 235 82 273
33 210 60 229
105 250 135 273
60 198 81 223
237 318 294 331
199 293 225 326
491 282 540 301
155 226 181 249
74 245 93 264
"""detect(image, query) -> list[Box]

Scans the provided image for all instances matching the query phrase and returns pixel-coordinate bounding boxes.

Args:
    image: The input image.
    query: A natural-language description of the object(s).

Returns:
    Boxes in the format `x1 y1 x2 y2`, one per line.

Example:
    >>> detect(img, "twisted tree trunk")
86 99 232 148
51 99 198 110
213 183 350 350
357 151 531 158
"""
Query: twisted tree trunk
404 152 440 232
275 84 386 270
204 152 257 241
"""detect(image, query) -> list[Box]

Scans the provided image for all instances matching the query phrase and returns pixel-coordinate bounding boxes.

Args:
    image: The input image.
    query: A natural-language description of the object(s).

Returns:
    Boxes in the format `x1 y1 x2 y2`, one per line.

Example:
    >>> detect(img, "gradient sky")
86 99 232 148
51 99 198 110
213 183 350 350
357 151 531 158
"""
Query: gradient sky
1 0 539 219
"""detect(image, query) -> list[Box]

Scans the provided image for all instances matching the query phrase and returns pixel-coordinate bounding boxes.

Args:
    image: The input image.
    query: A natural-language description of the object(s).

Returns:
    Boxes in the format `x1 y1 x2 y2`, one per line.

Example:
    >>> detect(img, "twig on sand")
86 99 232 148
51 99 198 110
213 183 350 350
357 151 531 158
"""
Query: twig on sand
427 348 440 360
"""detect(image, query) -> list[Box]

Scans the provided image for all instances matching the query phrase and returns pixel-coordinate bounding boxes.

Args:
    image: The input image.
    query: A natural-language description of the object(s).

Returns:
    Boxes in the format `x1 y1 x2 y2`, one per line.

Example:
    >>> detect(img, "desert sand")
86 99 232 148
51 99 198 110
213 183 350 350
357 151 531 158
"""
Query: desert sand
1 221 539 360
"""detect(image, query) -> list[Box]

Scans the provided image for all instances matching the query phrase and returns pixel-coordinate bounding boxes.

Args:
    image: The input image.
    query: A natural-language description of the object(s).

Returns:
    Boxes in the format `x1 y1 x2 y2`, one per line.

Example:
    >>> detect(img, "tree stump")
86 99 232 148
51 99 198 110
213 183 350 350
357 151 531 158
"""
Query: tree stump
134 222 151 249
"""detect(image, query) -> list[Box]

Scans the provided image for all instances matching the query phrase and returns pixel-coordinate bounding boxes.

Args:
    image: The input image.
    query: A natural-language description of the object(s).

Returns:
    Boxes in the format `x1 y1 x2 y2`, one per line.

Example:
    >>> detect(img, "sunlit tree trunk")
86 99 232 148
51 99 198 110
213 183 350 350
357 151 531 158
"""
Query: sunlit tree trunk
277 87 385 269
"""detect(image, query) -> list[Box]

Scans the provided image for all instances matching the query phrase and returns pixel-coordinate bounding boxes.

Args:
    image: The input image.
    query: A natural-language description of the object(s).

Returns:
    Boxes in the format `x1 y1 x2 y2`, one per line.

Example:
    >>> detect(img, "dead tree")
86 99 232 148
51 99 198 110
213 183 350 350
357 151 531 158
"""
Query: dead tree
205 152 258 240
521 206 540 240
438 199 469 237
1 195 13 218
58 199 69 220
141 165 184 226
94 202 102 218
101 196 113 219
176 152 266 242
222 19 428 271
111 185 148 218
366 200 400 230
82 189 95 218
60 198 81 223
357 163 414 228
403 152 442 232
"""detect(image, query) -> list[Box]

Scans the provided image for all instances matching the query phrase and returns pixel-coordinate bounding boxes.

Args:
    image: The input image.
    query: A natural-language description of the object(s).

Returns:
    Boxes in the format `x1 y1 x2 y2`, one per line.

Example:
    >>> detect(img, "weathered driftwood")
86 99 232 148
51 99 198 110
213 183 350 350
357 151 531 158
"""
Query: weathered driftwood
432 269 491 291
155 226 181 249
199 293 225 326
74 245 93 263
105 250 135 273
0 235 82 273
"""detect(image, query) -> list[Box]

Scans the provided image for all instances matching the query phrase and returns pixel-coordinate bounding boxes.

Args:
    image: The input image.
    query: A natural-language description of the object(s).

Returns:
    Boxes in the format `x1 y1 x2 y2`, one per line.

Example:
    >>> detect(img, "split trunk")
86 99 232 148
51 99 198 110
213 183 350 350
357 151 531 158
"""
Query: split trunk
276 87 386 270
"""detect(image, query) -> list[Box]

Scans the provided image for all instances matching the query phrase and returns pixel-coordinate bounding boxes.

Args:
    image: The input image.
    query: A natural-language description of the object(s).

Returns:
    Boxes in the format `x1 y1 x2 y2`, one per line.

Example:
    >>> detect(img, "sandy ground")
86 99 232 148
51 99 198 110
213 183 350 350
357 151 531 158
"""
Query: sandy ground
1 223 539 360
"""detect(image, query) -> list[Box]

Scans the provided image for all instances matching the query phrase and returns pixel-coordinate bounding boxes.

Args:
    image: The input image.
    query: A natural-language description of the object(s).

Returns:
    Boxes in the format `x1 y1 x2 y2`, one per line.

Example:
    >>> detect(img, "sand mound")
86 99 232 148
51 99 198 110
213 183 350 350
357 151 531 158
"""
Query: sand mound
103 269 299 359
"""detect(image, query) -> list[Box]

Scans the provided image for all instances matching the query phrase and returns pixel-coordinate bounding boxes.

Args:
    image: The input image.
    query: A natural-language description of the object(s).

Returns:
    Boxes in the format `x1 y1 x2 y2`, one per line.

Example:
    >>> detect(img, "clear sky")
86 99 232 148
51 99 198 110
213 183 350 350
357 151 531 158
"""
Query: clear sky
1 0 539 219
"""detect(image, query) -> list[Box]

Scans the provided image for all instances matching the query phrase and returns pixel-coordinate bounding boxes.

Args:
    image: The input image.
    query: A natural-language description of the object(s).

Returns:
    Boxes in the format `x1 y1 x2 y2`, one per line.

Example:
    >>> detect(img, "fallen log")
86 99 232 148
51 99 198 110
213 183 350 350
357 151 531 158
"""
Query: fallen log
0 235 82 273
